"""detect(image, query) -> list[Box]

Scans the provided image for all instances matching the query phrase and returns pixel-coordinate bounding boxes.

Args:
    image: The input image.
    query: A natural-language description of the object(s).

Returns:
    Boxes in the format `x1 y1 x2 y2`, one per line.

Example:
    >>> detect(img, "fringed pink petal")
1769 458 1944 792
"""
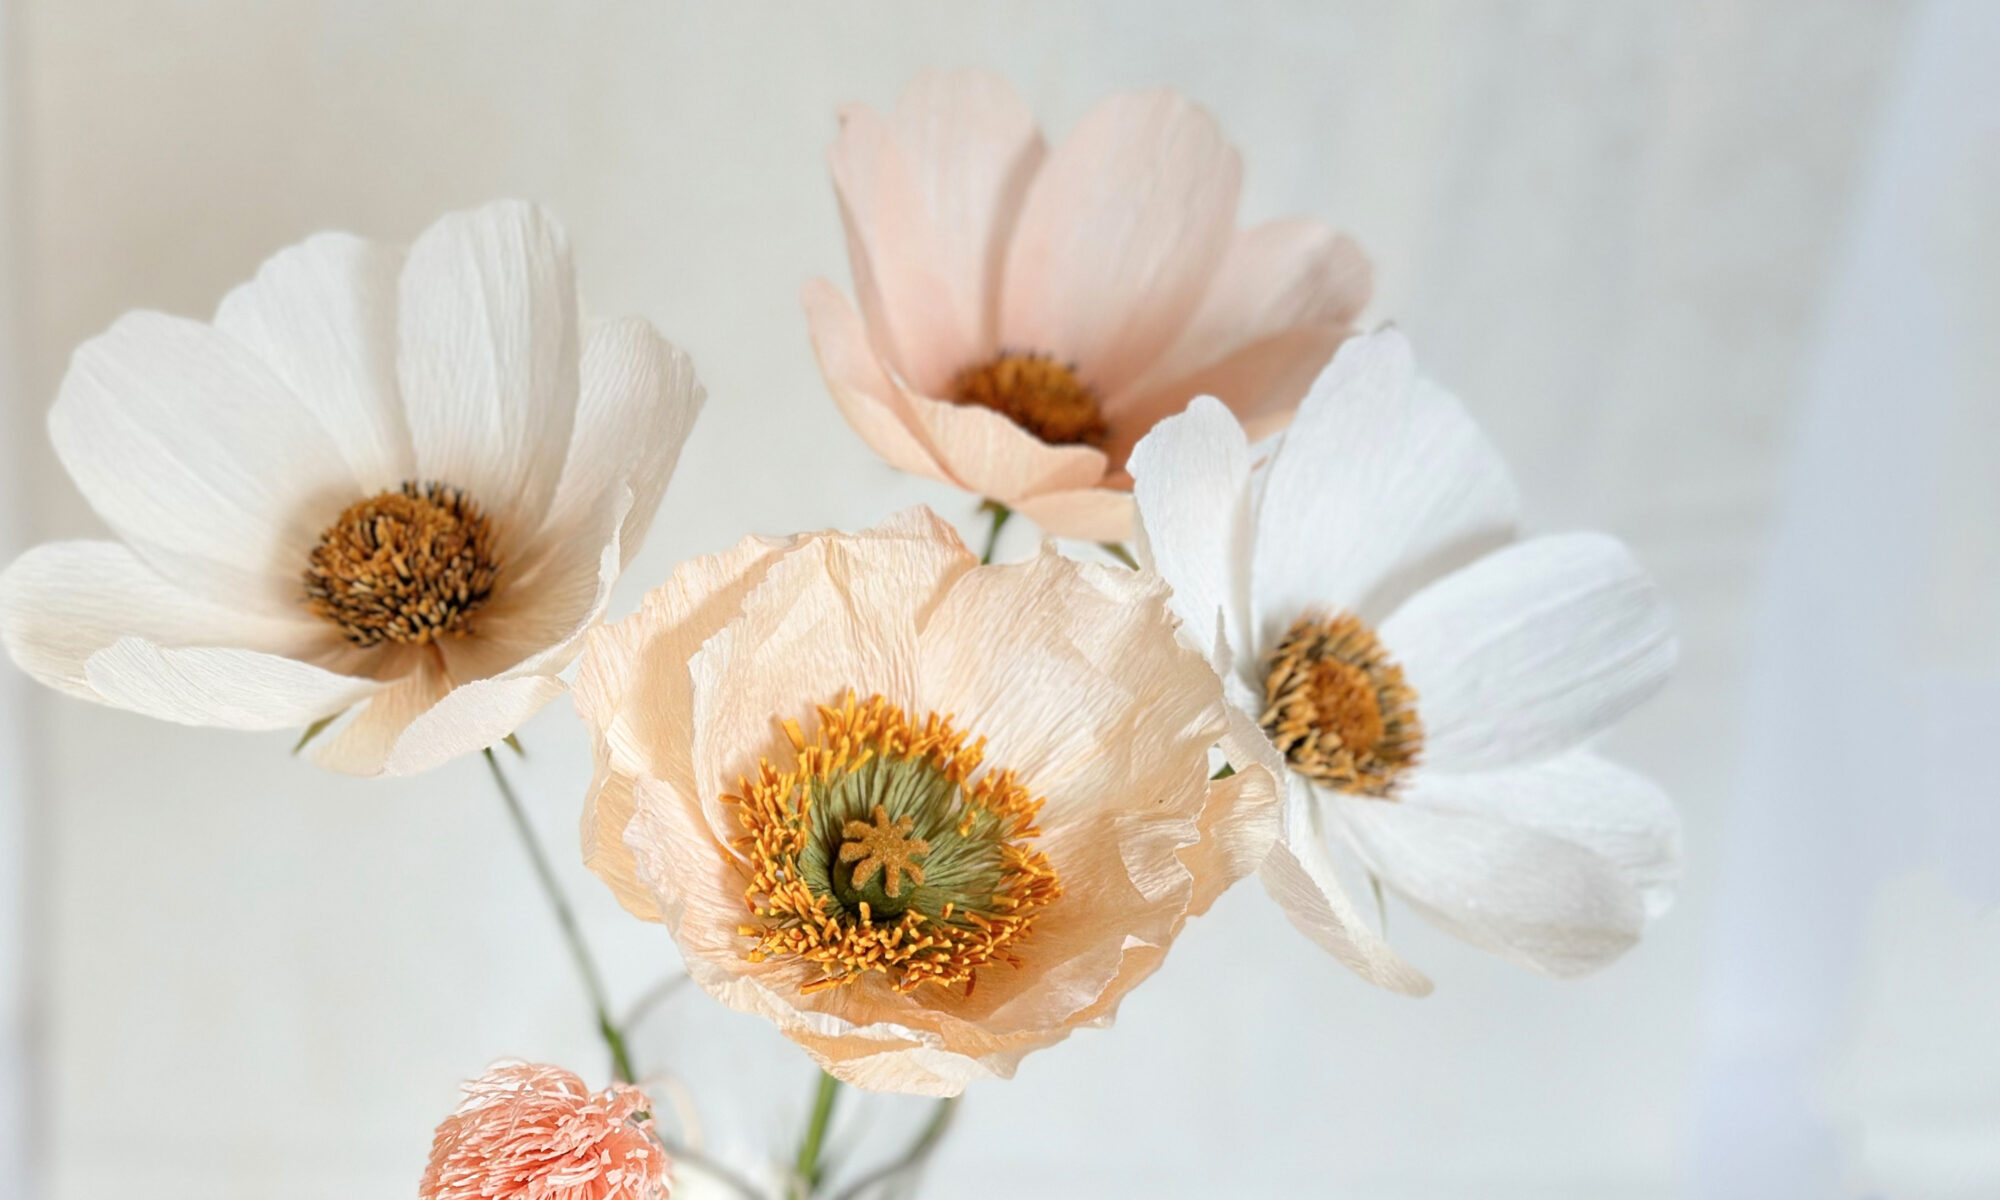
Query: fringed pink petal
418 1062 671 1200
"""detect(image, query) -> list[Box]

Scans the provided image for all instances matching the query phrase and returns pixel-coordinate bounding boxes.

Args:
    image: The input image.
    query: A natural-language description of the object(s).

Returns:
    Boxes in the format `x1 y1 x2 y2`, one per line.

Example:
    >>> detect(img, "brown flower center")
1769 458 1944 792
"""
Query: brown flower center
948 351 1108 448
1260 613 1422 796
304 482 500 647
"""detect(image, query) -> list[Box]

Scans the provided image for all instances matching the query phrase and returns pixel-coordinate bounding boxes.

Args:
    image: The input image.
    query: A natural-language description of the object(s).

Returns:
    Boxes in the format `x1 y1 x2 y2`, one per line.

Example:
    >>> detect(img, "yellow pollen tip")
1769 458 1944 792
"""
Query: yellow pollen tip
948 352 1107 448
303 481 499 647
1260 612 1422 797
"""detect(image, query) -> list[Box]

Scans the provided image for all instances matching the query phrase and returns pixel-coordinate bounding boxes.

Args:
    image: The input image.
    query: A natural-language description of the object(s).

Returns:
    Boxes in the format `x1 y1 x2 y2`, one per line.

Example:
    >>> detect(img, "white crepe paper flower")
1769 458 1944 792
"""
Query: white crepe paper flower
1130 329 1680 990
0 200 704 776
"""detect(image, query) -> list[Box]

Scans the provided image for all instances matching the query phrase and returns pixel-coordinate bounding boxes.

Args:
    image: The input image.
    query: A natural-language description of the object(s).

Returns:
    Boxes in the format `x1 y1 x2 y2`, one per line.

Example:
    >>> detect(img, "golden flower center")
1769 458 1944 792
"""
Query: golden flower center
1260 612 1422 797
303 482 500 647
730 692 1062 996
948 351 1108 448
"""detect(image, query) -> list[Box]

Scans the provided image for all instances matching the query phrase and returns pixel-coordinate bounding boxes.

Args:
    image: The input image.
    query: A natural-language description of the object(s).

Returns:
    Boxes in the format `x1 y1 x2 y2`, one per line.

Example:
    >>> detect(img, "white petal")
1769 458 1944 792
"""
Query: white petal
1251 330 1520 640
543 318 704 568
310 660 450 776
1334 779 1649 978
1407 752 1681 919
0 540 327 702
1258 775 1433 994
48 311 358 612
1130 395 1253 667
82 639 382 731
397 200 579 545
999 91 1241 396
213 231 413 491
1382 532 1676 772
380 673 568 775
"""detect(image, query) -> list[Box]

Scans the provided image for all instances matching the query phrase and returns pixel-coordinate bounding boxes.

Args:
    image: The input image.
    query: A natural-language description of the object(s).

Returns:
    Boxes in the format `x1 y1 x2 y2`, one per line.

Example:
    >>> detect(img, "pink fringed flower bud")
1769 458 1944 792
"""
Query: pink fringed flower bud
419 1061 670 1200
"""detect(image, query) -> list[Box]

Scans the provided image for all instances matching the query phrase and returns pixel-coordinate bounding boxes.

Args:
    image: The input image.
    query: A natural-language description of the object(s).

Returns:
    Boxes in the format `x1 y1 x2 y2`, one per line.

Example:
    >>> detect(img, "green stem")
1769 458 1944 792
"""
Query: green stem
483 748 638 1084
793 1069 843 1195
977 500 1012 565
1099 541 1139 569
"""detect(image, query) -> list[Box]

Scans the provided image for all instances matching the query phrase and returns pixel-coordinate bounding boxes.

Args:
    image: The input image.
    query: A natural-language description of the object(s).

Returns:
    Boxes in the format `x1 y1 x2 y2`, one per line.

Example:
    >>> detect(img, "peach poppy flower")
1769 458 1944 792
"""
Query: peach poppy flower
803 71 1372 541
572 508 1278 1095
419 1061 670 1200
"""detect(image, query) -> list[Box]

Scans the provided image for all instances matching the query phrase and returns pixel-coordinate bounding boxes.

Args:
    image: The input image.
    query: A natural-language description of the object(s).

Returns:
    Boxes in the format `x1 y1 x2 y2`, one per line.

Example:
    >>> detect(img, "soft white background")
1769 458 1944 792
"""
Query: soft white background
0 2 1995 1197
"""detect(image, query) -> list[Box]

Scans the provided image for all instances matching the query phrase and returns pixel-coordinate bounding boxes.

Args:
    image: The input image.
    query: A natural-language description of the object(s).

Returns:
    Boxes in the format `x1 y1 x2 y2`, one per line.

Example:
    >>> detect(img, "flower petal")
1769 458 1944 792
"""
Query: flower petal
1008 487 1133 542
1106 219 1371 457
896 391 1108 511
1381 532 1676 772
1000 91 1241 396
1259 775 1433 995
82 639 382 731
542 318 705 569
802 279 951 480
0 540 332 702
688 509 973 825
48 311 358 613
309 658 448 776
212 231 413 492
831 70 1046 393
397 200 579 545
1333 780 1649 978
1407 751 1681 920
1130 395 1253 666
380 673 568 776
1250 329 1520 638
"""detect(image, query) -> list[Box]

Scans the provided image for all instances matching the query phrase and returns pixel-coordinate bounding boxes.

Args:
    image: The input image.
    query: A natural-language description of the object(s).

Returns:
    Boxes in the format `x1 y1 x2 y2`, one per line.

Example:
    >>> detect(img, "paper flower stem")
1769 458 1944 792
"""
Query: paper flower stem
792 1069 843 1196
483 747 638 1085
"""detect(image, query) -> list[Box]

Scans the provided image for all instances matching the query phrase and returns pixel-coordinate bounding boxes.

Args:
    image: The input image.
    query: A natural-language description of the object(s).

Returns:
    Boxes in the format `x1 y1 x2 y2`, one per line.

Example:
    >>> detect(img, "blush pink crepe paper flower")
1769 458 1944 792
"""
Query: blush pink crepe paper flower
419 1062 670 1200
804 70 1372 540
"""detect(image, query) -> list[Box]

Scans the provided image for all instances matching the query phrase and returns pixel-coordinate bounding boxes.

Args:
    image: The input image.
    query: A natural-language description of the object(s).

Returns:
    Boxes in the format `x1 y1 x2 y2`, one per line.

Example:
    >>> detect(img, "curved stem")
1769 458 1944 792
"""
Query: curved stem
977 501 1012 565
828 1097 959 1200
792 1070 843 1197
483 748 638 1084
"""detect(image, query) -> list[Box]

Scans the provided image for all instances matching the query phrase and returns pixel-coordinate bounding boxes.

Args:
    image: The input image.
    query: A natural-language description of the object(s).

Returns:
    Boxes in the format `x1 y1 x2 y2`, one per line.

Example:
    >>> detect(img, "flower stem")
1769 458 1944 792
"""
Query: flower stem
482 747 638 1084
829 1097 959 1200
977 500 1012 565
793 1069 843 1196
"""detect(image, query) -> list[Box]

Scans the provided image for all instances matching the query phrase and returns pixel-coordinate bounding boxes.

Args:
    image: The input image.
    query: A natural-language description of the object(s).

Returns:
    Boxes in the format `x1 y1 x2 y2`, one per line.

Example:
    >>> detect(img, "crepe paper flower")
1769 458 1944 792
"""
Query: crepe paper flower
1130 329 1681 987
573 507 1278 1095
803 70 1372 542
0 200 704 775
419 1061 671 1200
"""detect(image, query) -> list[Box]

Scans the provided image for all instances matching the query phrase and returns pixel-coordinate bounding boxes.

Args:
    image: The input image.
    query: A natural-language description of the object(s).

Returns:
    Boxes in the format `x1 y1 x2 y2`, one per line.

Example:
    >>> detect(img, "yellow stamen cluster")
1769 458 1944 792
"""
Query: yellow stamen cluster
948 351 1108 448
729 693 1061 996
1260 612 1422 796
304 482 499 647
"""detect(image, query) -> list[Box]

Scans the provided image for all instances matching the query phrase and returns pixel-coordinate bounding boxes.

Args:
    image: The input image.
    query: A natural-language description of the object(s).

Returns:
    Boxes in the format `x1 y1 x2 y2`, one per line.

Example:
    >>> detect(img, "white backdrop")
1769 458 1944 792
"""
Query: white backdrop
0 2 1994 1198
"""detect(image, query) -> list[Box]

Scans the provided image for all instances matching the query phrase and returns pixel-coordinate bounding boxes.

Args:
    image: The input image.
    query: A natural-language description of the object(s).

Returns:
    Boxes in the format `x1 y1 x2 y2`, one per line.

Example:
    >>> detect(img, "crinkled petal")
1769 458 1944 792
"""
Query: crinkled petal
1130 395 1254 666
309 657 449 776
0 540 331 702
213 230 413 492
1402 751 1681 920
397 200 579 548
82 639 382 731
1251 329 1520 638
1333 777 1649 978
831 70 1046 393
379 673 567 776
1106 219 1371 459
48 311 358 613
1000 91 1241 397
1259 774 1433 995
1381 532 1676 772
543 318 704 569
